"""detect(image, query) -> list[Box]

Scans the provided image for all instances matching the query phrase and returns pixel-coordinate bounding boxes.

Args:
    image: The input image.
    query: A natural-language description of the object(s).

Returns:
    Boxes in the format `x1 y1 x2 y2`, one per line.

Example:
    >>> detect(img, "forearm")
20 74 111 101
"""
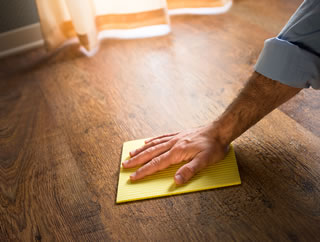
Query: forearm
213 72 302 146
125 72 302 184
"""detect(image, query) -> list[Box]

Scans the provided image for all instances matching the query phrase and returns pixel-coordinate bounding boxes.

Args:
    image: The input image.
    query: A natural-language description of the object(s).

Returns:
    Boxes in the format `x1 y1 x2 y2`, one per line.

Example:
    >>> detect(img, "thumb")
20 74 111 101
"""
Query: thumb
174 152 209 185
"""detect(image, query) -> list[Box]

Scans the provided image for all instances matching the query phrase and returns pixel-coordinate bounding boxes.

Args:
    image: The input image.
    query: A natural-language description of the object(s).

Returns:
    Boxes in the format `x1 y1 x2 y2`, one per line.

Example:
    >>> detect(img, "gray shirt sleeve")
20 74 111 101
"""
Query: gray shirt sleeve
254 0 320 89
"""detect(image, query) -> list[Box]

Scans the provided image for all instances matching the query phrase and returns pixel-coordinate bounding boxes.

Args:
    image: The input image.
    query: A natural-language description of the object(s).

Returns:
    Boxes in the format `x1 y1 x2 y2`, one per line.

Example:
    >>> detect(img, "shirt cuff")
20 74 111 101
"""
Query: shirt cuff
254 37 320 89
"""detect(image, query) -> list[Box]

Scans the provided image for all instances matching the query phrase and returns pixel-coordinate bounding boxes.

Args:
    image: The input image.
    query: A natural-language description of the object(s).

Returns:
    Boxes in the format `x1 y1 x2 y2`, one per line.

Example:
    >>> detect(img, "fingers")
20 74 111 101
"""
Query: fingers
144 132 179 144
123 140 174 168
174 152 209 185
129 136 172 157
130 151 173 181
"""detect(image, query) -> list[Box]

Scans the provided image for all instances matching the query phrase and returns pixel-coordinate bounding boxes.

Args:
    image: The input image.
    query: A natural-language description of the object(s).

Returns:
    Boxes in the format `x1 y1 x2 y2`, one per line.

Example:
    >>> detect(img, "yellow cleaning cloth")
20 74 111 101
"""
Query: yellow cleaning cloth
116 139 241 203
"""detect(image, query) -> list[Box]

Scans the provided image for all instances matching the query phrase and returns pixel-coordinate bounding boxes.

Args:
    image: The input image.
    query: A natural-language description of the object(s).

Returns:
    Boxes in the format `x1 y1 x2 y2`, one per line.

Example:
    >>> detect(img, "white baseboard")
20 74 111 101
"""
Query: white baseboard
0 23 44 59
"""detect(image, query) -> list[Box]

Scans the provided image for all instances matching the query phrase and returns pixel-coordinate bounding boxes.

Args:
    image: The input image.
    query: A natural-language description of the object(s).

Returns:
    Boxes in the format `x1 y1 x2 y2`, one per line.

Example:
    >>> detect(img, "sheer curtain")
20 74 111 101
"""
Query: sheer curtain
35 0 232 54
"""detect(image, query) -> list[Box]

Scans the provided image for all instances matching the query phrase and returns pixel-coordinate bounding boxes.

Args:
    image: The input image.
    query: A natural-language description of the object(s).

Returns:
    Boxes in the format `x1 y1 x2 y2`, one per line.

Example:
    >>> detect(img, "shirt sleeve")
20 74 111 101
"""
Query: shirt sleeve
254 0 320 89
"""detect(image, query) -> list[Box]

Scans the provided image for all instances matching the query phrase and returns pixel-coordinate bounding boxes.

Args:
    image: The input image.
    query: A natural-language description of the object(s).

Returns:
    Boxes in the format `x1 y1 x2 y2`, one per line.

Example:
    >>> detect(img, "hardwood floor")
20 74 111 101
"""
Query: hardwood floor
1 0 319 240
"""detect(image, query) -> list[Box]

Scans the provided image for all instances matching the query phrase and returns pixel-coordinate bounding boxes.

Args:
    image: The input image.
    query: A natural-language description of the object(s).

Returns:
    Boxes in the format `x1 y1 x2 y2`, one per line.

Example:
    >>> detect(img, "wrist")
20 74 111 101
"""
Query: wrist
206 120 235 148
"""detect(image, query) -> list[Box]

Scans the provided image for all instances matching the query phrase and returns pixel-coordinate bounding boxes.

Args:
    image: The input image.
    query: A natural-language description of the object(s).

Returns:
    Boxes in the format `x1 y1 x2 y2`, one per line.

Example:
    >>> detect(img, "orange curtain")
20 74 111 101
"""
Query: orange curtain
35 0 232 54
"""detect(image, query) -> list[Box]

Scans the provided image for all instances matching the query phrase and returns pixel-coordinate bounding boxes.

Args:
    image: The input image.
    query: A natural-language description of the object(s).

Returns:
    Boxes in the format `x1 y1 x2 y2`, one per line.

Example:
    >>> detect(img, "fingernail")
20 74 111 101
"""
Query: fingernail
130 172 136 180
129 151 135 157
175 174 184 184
122 160 129 167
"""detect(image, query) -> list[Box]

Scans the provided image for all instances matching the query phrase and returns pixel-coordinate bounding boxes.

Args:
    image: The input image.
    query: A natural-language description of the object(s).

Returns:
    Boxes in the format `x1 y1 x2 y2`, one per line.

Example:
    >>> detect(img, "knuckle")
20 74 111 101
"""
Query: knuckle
148 158 162 172
184 137 192 144
157 143 166 150
170 137 179 145
183 165 195 177
172 143 187 154
179 143 187 150
150 140 158 146
151 157 161 167
135 147 142 153
146 146 156 154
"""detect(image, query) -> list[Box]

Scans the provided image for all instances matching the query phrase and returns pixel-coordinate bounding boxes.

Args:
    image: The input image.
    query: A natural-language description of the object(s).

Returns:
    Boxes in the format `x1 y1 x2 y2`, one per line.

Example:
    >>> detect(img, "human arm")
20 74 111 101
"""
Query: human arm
122 72 302 184
123 0 320 184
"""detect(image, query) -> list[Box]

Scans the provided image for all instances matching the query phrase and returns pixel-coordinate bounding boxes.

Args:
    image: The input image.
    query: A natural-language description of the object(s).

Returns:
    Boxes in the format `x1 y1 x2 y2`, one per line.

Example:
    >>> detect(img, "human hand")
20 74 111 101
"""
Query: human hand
122 124 229 185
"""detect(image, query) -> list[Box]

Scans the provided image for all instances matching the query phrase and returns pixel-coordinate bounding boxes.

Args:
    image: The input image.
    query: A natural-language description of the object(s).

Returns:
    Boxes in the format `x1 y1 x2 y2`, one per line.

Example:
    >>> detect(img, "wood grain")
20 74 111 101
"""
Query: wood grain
1 0 320 241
